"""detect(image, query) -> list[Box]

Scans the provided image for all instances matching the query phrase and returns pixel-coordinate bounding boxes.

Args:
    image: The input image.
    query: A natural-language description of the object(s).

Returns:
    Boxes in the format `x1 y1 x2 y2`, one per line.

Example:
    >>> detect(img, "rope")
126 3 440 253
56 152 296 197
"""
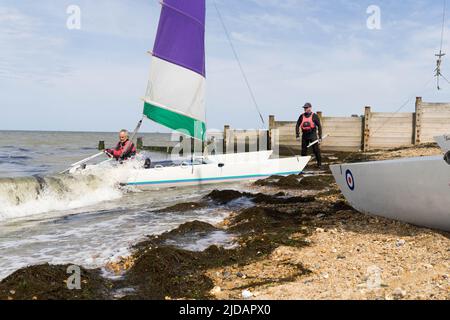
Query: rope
212 0 266 128
371 76 435 136
440 0 447 53
372 1 450 136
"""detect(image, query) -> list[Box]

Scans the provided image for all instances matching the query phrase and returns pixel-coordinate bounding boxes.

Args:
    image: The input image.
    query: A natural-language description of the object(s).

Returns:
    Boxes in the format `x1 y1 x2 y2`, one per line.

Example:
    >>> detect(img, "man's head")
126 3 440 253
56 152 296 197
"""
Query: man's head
302 103 312 114
119 130 129 142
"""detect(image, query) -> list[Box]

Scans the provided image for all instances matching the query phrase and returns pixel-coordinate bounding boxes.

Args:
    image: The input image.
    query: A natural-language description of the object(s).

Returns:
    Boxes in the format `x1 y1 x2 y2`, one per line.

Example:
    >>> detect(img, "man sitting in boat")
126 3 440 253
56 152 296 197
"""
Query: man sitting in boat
296 103 323 168
105 129 137 161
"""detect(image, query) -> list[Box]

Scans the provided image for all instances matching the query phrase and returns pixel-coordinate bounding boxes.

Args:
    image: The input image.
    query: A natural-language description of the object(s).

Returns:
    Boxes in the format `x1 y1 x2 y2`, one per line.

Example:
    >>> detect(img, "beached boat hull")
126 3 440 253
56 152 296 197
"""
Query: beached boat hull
330 155 450 232
435 135 450 152
126 151 311 189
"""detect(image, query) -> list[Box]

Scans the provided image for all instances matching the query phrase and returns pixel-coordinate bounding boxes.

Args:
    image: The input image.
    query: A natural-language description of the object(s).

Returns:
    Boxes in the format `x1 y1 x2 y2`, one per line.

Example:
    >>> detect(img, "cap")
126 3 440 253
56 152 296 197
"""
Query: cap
302 103 312 109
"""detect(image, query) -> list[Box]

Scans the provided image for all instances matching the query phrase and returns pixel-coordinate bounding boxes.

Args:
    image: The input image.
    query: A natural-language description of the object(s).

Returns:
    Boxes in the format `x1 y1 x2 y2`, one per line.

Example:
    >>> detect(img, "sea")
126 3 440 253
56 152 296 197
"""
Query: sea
0 131 244 280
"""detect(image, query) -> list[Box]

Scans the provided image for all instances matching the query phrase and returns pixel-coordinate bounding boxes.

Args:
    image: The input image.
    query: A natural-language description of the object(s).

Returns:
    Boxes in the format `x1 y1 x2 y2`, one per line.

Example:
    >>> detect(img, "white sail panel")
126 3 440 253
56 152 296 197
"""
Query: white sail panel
146 56 205 123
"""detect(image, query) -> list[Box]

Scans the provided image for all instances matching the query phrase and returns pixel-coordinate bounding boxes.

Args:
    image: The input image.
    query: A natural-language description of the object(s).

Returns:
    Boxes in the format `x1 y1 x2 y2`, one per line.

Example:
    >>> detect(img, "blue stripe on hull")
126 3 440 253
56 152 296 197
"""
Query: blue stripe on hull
126 171 302 186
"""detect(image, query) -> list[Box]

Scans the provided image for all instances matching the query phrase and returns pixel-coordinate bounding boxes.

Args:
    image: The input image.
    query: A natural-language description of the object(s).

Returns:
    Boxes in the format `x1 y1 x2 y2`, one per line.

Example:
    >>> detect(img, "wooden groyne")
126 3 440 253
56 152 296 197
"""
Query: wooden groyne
99 97 450 153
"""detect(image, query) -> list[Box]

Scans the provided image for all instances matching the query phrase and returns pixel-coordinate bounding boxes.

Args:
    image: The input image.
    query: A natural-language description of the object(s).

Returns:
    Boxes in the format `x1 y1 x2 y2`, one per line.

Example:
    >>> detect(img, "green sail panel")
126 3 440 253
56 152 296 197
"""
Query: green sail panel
144 101 206 141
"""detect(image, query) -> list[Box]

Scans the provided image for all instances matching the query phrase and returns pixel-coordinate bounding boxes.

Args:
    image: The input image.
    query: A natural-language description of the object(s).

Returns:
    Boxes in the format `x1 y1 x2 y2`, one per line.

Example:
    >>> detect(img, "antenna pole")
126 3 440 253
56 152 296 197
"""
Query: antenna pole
436 0 447 90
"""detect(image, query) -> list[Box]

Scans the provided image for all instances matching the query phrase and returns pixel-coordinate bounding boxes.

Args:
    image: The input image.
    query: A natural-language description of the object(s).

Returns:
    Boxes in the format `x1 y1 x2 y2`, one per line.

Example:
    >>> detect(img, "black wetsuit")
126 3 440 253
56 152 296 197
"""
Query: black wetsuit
296 113 322 167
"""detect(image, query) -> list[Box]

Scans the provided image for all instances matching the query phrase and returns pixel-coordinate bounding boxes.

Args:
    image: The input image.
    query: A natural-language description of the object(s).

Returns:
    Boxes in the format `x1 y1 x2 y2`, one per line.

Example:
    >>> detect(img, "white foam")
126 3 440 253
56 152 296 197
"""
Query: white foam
0 205 231 281
0 161 139 221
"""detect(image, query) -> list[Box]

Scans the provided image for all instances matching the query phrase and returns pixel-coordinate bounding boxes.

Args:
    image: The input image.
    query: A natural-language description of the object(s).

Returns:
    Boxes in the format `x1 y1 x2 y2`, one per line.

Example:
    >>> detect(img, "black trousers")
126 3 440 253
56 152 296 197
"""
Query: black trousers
301 135 322 166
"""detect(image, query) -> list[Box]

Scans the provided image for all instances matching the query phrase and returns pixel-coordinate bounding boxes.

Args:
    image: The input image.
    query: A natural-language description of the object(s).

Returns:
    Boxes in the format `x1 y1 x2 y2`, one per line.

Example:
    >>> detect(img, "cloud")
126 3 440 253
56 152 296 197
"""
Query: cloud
0 6 69 82
2 0 450 132
239 13 301 31
249 0 308 10
230 32 269 46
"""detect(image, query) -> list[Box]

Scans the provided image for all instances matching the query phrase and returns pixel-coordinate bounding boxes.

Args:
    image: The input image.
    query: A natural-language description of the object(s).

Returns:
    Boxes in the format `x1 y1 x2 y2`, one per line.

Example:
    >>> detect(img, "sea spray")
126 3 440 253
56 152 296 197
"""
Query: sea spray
0 167 126 221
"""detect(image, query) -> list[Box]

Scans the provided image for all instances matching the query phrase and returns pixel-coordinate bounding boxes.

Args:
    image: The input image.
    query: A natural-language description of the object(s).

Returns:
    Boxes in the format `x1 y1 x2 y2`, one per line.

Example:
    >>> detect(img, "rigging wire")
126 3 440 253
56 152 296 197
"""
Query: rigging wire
372 1 450 136
370 75 436 136
435 0 447 90
212 0 266 128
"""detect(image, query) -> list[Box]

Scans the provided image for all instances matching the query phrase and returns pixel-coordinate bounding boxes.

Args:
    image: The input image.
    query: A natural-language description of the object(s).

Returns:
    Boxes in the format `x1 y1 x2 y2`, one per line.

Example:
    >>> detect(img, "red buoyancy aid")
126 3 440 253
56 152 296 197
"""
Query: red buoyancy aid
300 113 316 132
112 140 136 160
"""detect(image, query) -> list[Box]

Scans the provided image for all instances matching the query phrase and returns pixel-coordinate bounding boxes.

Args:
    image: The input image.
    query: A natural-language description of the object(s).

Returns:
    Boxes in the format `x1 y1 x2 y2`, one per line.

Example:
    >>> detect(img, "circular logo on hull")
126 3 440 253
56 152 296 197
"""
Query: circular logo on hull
345 170 355 191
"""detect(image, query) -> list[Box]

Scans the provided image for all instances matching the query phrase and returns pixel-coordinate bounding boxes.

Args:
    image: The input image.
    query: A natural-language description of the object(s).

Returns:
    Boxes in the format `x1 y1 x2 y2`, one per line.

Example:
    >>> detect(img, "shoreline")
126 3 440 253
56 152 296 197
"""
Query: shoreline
0 145 449 300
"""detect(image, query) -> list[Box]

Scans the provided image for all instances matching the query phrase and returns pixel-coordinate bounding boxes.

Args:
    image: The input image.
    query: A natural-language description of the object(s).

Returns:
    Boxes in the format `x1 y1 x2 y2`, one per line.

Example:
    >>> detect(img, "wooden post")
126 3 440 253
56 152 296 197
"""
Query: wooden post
269 115 275 130
256 130 260 152
98 141 105 150
414 97 423 145
317 112 323 142
363 106 371 152
268 115 275 150
136 137 143 150
223 125 230 154
191 138 195 156
179 136 184 157
317 111 323 119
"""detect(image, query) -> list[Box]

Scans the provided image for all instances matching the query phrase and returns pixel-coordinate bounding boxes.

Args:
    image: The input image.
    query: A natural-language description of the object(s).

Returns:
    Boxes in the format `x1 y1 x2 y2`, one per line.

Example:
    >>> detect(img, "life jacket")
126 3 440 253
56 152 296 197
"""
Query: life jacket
300 113 316 132
113 140 136 160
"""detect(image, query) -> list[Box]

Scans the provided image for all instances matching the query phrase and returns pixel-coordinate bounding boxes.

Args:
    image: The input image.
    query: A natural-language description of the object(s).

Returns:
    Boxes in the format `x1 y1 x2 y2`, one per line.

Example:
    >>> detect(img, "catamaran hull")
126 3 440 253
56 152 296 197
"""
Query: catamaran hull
330 156 450 231
435 135 450 152
126 154 311 189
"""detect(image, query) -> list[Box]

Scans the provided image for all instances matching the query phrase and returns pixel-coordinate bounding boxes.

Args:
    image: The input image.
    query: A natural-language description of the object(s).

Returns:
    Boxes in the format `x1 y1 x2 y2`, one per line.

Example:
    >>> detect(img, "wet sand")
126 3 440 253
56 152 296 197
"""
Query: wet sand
1 144 449 300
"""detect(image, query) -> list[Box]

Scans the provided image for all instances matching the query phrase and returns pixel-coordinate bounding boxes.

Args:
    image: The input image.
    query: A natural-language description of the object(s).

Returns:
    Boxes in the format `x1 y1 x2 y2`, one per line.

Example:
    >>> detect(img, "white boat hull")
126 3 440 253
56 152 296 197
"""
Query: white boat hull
435 135 450 152
126 152 311 189
330 155 450 231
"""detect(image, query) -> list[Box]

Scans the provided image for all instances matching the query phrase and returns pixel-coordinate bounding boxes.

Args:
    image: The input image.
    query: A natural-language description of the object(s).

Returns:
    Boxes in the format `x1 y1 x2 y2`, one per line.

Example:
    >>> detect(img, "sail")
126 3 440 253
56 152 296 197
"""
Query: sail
143 0 206 141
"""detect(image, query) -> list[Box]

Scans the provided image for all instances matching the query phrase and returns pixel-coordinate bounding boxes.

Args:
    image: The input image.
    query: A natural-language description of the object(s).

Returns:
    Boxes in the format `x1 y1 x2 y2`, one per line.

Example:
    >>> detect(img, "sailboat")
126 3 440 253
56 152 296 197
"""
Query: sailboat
65 0 310 188
330 135 450 232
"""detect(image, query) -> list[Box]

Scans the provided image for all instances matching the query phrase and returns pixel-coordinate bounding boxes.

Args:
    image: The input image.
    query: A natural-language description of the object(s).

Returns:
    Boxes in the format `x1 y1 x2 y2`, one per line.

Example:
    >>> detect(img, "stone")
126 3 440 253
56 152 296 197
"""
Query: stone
392 288 407 299
396 239 406 247
210 286 222 295
222 271 231 278
242 290 253 299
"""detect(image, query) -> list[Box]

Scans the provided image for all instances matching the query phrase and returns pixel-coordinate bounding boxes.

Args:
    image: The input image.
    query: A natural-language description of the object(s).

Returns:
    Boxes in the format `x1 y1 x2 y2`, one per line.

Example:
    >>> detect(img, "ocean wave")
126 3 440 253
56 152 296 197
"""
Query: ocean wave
0 166 129 221
0 155 31 160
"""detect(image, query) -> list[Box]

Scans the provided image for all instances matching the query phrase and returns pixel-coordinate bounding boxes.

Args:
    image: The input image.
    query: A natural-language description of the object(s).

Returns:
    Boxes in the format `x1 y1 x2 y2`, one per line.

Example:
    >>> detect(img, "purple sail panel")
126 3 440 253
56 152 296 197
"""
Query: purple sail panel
153 0 206 77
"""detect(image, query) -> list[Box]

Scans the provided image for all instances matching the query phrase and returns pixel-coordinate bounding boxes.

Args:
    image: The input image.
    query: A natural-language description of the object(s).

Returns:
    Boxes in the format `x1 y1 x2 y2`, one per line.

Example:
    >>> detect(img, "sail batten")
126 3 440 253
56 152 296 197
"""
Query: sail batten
161 2 204 27
143 0 206 140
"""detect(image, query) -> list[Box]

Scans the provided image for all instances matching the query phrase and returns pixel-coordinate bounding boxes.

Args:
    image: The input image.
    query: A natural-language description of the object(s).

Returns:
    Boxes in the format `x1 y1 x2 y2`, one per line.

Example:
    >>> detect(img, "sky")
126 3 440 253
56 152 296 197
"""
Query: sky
1 0 450 133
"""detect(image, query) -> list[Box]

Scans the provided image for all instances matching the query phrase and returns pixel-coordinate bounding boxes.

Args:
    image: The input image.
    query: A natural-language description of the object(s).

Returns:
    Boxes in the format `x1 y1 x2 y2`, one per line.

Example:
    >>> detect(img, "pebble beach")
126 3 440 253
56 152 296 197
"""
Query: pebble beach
0 144 448 300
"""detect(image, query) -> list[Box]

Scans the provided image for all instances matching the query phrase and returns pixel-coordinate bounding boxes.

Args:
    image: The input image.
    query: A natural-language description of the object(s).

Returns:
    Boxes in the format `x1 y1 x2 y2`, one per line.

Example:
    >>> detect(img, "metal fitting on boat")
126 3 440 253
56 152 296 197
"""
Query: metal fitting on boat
445 151 450 165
